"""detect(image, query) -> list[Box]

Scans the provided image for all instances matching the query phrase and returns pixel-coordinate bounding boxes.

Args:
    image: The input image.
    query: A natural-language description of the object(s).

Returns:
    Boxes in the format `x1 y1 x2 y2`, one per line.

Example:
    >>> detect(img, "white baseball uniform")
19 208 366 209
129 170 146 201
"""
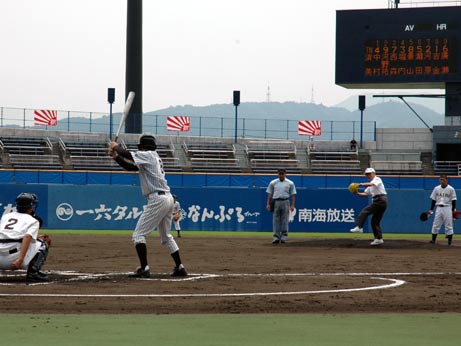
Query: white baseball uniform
131 150 179 254
430 183 457 236
172 200 181 231
0 211 41 269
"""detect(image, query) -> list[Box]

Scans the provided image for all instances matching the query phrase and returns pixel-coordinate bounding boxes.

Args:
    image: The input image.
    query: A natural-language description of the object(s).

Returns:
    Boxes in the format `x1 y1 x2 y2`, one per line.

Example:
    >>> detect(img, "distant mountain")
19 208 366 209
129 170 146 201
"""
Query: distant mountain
24 100 443 134
147 100 444 129
335 93 445 114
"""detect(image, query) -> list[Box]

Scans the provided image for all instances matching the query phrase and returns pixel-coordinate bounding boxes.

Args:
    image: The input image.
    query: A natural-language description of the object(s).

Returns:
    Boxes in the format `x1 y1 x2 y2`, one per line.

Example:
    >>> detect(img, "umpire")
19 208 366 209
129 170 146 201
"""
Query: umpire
266 169 296 244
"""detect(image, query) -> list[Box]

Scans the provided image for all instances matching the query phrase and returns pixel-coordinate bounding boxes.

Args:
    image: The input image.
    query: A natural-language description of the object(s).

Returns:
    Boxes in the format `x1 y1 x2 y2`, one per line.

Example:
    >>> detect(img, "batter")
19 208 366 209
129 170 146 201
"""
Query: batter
109 135 187 277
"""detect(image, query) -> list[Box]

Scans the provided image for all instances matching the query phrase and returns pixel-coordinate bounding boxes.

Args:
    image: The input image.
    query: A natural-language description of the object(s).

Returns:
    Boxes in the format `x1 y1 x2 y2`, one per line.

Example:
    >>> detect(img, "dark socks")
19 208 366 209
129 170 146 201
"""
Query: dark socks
135 243 148 269
171 250 182 267
447 234 453 245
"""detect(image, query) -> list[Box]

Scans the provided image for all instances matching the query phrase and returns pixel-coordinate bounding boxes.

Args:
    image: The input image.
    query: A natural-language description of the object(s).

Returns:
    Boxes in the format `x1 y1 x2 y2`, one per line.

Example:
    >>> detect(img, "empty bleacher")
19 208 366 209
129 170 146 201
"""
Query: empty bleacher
0 136 63 170
370 152 423 175
183 141 241 173
244 140 300 174
59 136 117 171
308 140 361 174
433 161 461 176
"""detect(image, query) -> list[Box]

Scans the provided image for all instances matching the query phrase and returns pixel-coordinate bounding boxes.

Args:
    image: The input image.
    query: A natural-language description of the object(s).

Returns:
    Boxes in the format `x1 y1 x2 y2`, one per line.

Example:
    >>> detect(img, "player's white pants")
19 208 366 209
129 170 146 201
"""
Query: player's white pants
431 206 454 236
172 220 181 231
133 193 179 254
0 239 42 270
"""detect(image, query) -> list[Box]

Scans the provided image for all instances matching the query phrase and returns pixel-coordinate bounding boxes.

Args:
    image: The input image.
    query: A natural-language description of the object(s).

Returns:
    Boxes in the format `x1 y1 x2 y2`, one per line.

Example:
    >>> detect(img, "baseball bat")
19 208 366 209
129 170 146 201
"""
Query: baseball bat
113 91 135 142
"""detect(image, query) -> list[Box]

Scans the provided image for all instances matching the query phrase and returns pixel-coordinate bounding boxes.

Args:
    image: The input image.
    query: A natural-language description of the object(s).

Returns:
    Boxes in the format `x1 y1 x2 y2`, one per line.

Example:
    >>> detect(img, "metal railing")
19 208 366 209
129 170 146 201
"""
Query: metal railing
0 106 376 141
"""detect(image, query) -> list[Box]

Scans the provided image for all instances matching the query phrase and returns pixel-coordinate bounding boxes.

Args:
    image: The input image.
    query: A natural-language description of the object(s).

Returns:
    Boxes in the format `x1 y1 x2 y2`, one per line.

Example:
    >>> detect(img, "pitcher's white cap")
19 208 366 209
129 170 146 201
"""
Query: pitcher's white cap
364 168 375 174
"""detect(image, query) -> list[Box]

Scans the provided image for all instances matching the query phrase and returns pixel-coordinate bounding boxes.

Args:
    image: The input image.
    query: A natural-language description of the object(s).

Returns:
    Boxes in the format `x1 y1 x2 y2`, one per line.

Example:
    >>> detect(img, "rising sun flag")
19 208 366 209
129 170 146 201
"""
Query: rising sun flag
298 120 321 136
167 116 190 132
34 109 58 126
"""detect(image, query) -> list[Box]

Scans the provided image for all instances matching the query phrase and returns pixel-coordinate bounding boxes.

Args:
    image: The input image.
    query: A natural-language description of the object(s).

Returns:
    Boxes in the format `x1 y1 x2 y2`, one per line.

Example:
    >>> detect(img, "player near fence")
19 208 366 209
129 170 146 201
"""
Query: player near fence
171 194 181 238
109 135 187 278
0 193 51 283
349 167 387 246
427 174 457 245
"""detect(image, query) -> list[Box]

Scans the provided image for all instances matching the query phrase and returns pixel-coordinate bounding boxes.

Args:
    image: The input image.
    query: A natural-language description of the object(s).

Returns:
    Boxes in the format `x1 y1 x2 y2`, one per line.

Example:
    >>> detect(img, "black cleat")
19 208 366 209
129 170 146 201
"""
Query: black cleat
272 239 280 244
170 264 187 277
26 271 49 283
129 266 151 278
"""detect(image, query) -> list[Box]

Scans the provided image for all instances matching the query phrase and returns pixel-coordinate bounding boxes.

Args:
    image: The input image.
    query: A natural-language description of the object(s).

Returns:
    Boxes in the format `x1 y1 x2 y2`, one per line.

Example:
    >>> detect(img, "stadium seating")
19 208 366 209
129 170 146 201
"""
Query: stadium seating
433 161 461 176
183 141 241 173
0 136 63 170
244 140 300 173
370 152 423 175
307 140 361 174
59 136 115 171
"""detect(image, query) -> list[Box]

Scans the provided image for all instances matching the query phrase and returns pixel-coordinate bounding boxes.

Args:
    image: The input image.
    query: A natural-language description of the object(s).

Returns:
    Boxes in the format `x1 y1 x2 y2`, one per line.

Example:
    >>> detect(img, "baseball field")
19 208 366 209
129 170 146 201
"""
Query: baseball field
1 231 460 345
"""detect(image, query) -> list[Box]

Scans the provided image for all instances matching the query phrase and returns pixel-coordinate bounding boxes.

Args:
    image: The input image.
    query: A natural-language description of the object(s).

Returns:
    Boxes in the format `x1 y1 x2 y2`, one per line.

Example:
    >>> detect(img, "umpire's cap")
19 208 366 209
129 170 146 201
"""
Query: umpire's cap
16 192 38 213
138 134 157 151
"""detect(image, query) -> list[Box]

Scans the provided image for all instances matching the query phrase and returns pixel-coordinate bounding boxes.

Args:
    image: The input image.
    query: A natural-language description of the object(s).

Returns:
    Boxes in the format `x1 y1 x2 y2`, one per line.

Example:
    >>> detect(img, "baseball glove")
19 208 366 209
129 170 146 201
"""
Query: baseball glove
348 183 360 194
419 211 430 222
453 210 461 220
37 234 52 247
173 215 180 222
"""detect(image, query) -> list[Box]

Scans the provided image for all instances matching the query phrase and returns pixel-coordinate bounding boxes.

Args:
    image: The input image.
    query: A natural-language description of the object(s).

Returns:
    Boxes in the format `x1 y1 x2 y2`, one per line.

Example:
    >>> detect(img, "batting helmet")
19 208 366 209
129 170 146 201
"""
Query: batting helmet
138 135 157 151
16 192 39 213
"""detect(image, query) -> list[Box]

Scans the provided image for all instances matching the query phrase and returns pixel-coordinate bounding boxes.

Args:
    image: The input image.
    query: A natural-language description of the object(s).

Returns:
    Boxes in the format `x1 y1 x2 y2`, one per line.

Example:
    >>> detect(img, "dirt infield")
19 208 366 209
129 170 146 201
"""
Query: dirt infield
1 234 461 314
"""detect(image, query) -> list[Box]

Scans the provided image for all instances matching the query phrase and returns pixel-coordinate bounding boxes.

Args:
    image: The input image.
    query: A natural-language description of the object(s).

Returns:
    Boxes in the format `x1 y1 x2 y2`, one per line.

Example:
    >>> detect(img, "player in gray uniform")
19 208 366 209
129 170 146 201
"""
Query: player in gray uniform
427 175 457 245
266 169 296 244
0 193 51 283
171 195 181 238
109 135 187 278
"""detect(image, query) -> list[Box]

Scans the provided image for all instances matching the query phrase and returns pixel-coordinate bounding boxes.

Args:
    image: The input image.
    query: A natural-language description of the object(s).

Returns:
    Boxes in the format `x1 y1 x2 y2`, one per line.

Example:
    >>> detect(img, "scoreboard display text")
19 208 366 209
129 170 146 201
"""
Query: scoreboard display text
335 7 461 89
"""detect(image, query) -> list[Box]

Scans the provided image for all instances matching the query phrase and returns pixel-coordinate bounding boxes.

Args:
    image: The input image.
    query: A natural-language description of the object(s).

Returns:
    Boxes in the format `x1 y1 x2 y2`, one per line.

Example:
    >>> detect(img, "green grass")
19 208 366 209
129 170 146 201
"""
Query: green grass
1 313 459 346
42 229 429 239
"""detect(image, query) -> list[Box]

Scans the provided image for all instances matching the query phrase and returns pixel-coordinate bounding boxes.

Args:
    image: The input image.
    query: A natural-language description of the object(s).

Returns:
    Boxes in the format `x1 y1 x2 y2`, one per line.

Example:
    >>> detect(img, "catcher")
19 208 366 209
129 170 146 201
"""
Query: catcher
427 175 457 245
0 193 51 283
171 194 182 238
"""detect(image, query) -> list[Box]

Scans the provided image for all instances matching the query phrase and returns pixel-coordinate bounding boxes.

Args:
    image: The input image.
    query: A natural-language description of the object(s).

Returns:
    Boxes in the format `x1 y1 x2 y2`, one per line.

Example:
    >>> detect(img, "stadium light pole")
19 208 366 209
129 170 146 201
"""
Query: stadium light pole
108 88 115 139
233 91 240 143
358 95 365 149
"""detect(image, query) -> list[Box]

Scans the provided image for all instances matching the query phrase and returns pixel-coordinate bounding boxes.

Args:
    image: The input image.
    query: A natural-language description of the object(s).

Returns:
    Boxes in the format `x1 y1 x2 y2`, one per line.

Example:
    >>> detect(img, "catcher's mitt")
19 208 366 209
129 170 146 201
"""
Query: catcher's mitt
37 234 52 247
348 183 360 194
453 210 461 220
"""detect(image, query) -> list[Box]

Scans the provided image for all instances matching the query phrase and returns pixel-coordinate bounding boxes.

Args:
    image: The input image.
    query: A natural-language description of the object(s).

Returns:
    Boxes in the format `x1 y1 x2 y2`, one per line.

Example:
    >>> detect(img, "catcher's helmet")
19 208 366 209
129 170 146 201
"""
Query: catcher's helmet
16 192 39 213
138 134 157 151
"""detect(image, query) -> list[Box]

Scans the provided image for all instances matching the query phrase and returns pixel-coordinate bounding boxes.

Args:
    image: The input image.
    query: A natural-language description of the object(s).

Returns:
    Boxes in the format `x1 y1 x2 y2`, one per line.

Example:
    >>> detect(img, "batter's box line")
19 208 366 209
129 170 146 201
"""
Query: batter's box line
0 270 408 297
0 277 405 297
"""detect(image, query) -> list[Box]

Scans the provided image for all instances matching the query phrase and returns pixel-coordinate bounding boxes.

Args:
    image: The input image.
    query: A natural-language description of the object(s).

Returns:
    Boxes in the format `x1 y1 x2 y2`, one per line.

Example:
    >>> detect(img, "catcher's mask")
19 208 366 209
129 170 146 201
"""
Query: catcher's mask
138 135 157 151
16 192 39 213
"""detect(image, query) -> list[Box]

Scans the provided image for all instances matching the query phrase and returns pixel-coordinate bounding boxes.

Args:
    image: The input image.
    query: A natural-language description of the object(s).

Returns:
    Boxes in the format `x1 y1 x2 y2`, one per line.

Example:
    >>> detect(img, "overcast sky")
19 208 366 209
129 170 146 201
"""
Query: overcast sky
0 0 444 114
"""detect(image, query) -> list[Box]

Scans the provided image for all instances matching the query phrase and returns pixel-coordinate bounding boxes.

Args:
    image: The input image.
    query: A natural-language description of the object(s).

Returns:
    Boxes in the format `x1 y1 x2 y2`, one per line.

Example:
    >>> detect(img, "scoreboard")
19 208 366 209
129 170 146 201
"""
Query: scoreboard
335 6 461 89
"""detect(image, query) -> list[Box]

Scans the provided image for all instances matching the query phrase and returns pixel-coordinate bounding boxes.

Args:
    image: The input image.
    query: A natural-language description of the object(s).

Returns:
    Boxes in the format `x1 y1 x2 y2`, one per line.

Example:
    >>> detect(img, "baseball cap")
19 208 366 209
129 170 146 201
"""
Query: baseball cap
364 168 376 174
278 169 286 174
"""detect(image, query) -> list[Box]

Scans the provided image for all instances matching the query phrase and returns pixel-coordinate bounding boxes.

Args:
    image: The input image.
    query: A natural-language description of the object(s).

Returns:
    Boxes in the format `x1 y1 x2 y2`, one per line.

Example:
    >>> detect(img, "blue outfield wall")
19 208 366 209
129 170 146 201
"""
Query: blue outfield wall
0 182 453 234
